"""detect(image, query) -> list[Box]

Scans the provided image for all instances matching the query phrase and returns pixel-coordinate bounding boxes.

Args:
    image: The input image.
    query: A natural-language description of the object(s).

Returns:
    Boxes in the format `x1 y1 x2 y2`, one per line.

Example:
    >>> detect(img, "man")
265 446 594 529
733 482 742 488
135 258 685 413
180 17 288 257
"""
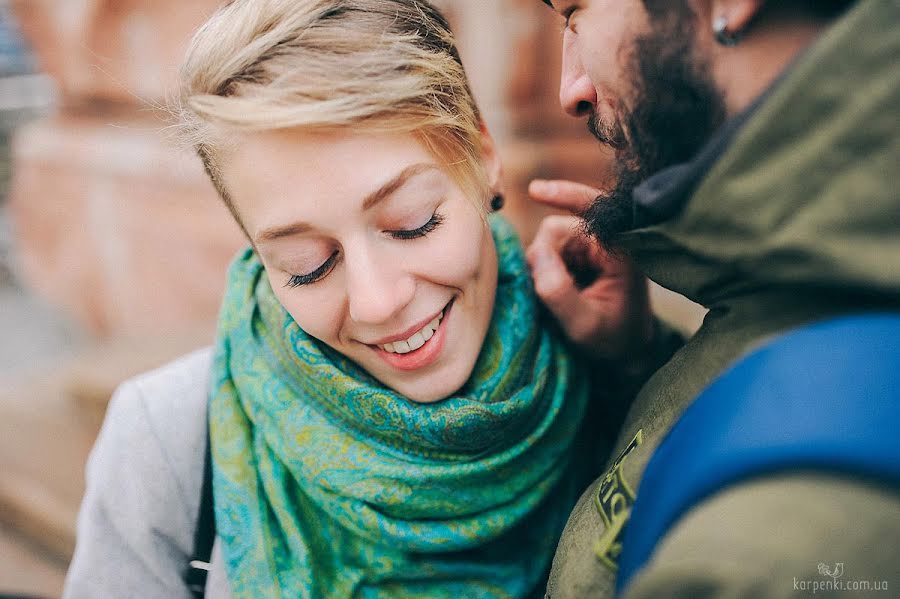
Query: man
525 0 900 596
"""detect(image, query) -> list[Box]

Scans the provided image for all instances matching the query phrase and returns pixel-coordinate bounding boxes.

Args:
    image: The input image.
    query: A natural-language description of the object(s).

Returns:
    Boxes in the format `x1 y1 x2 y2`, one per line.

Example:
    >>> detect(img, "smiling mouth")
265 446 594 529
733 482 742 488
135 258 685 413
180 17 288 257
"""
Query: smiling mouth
370 298 454 370
377 310 445 354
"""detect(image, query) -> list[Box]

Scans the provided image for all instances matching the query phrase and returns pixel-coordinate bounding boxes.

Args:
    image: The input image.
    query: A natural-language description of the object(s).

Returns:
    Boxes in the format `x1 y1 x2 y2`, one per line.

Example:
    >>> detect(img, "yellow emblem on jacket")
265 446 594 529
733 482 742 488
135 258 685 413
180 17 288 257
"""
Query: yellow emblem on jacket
594 429 644 571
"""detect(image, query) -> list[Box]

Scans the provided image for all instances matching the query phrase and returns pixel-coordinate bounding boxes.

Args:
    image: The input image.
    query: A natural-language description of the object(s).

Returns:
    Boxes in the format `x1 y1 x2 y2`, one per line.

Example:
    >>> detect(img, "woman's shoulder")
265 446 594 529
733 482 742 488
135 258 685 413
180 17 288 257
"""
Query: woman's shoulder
65 348 215 598
98 348 212 510
122 346 214 432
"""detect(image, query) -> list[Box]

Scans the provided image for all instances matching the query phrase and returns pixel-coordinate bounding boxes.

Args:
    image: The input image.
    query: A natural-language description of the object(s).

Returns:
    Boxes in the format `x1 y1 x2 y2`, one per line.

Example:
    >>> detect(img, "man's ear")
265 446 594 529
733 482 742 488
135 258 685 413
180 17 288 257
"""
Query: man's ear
709 0 766 36
479 121 503 195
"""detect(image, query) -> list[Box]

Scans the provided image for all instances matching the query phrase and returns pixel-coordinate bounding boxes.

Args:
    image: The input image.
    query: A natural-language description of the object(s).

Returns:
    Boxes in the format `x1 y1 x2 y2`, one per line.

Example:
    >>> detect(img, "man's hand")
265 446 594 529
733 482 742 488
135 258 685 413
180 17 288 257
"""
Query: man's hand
525 179 654 365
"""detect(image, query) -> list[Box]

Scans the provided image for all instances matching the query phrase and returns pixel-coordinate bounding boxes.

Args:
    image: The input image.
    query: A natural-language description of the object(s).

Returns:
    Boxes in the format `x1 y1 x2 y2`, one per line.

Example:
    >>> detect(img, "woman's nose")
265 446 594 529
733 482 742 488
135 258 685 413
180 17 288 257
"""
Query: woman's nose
559 33 598 118
345 248 415 325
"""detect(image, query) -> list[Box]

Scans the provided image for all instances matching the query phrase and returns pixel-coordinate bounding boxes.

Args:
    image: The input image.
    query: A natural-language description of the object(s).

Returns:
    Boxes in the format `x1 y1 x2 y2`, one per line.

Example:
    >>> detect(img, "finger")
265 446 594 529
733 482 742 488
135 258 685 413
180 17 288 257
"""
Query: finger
526 244 581 320
536 214 632 276
528 179 600 214
530 215 605 287
529 214 583 254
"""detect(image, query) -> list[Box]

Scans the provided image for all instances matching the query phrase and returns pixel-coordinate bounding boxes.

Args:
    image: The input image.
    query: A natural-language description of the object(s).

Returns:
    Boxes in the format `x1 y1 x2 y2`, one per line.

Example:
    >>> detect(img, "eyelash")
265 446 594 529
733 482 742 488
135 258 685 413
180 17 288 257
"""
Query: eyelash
284 250 339 288
283 212 445 288
388 211 444 240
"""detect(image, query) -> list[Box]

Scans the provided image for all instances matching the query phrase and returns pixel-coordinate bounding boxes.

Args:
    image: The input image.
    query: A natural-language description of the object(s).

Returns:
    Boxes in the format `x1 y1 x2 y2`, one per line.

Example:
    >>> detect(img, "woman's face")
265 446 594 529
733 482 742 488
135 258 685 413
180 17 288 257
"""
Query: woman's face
221 130 499 403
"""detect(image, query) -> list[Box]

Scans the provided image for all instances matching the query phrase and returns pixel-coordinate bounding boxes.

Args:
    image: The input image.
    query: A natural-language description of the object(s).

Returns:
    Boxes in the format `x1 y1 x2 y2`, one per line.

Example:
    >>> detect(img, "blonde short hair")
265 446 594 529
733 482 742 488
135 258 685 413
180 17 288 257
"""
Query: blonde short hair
177 0 488 228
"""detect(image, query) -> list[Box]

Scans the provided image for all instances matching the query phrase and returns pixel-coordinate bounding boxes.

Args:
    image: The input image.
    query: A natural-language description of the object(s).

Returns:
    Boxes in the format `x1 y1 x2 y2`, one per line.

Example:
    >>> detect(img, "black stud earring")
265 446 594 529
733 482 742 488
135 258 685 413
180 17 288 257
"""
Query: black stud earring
713 16 742 47
490 194 505 212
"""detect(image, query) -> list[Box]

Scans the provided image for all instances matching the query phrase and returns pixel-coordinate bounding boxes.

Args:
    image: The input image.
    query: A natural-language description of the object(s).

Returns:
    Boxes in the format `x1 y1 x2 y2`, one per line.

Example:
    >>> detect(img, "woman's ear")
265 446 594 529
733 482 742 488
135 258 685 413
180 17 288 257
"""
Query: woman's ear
479 121 504 196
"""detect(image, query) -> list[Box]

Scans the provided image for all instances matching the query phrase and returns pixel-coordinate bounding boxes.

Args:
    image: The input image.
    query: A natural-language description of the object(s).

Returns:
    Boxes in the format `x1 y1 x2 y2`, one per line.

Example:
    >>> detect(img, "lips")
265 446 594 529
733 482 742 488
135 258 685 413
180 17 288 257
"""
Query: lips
370 299 454 371
378 311 443 354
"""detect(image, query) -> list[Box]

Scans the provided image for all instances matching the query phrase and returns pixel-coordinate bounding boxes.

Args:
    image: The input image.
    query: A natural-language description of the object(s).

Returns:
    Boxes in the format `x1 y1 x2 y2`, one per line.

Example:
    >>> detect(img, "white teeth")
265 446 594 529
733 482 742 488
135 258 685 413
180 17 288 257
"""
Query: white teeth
378 310 444 353
407 332 425 351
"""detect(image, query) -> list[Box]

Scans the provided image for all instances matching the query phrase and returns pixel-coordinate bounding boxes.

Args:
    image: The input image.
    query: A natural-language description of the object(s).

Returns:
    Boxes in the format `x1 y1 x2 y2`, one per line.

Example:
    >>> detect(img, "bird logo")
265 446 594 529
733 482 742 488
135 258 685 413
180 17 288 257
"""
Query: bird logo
817 562 845 581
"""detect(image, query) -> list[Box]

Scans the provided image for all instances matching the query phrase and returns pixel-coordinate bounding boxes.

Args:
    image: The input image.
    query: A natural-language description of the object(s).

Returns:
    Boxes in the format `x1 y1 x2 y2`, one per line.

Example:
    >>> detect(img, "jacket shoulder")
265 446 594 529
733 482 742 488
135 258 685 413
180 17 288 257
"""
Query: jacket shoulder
127 347 213 443
64 347 213 598
125 346 213 513
623 473 900 598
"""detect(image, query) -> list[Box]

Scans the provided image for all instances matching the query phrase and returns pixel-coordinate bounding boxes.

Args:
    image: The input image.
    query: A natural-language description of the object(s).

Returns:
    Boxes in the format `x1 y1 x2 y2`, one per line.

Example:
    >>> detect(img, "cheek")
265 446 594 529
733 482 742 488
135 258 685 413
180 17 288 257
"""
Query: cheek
581 25 635 99
266 272 344 344
422 219 490 288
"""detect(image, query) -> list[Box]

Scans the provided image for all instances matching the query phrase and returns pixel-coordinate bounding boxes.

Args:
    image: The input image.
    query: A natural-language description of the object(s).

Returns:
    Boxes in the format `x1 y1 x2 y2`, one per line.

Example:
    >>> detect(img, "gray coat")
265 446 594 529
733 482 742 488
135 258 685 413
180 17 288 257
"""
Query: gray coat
63 348 233 599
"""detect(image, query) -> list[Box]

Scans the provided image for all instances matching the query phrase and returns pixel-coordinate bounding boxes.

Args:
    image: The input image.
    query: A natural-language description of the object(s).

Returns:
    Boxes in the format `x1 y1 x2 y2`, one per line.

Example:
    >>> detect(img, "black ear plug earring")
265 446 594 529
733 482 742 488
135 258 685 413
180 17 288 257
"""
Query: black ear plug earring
713 16 742 47
491 194 505 212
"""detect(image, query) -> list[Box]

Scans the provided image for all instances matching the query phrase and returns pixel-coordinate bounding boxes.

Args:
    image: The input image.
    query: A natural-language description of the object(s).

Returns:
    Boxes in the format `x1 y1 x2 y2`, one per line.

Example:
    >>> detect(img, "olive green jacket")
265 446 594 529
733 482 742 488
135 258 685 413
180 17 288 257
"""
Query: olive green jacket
546 1 900 596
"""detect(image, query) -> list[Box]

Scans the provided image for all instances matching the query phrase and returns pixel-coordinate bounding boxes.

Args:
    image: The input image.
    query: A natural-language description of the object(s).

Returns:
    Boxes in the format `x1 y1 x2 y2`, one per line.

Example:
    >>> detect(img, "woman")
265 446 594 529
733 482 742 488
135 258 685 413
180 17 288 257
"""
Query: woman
64 1 606 597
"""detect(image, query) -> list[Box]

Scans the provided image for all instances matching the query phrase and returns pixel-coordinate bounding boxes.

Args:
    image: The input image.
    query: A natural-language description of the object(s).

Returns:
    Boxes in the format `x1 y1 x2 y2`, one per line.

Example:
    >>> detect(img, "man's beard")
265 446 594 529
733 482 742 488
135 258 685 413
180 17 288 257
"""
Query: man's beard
582 10 727 250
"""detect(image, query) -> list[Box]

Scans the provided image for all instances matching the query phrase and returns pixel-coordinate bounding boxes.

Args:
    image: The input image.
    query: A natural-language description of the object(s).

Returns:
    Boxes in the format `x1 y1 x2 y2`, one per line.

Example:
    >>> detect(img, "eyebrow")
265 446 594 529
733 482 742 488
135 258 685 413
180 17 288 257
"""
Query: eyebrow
255 163 440 243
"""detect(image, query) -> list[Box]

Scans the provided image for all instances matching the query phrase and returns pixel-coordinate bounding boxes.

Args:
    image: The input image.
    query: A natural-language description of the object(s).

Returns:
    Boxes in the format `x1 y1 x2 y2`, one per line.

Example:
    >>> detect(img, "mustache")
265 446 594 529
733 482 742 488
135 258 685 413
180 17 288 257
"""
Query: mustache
587 112 629 150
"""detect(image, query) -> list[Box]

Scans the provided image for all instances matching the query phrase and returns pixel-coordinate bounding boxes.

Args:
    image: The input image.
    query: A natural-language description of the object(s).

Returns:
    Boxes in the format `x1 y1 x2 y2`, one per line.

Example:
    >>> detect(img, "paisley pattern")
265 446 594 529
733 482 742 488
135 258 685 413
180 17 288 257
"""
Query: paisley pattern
209 215 596 598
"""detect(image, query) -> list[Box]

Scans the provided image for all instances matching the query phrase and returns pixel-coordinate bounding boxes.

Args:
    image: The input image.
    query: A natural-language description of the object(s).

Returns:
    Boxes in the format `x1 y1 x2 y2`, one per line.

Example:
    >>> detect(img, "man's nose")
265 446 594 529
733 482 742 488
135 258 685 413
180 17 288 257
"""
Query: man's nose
559 32 597 118
345 248 415 326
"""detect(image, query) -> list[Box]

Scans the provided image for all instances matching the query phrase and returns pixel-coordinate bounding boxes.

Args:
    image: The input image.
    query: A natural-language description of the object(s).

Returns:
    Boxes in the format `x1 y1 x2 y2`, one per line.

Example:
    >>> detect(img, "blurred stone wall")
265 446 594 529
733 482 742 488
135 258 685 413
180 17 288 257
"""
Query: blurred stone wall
9 0 246 337
8 0 698 340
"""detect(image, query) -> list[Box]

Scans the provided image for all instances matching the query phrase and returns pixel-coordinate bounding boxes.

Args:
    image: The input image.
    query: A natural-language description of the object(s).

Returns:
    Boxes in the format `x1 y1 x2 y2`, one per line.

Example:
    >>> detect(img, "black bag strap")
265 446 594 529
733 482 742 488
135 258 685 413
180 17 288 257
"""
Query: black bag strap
185 426 216 598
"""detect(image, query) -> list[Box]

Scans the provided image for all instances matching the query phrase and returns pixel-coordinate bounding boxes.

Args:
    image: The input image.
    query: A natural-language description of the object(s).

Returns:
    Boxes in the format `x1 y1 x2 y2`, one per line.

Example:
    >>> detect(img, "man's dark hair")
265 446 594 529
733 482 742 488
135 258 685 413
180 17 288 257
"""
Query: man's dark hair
641 0 856 21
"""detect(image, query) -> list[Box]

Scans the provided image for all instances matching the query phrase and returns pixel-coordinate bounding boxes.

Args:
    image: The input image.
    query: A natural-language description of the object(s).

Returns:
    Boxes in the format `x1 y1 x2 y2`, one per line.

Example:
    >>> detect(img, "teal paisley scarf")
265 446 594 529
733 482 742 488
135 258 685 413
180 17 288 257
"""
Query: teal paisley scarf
209 215 596 598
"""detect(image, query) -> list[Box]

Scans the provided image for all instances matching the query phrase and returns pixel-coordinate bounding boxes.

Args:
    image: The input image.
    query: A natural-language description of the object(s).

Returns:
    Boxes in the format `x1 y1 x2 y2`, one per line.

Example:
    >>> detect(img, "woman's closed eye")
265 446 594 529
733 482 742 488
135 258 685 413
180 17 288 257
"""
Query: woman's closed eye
285 251 339 288
387 211 444 240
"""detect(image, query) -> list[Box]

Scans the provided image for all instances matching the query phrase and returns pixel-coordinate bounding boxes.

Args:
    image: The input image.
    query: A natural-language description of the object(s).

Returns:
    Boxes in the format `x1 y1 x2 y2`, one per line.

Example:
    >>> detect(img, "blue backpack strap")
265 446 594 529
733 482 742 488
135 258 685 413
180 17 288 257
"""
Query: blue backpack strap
616 313 900 594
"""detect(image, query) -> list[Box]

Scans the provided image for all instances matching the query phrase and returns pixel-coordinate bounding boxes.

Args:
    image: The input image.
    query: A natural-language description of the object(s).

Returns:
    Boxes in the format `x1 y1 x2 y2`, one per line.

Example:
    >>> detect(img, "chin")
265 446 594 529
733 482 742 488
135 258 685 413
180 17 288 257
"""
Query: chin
390 360 474 404
404 388 454 404
395 374 467 404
